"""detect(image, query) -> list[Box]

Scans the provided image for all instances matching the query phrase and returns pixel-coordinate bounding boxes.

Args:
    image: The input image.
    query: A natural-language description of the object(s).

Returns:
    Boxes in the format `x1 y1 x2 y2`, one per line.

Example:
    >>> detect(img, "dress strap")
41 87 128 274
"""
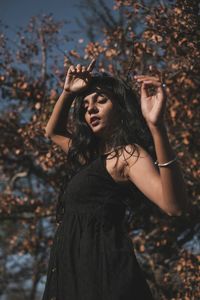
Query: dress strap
98 155 118 186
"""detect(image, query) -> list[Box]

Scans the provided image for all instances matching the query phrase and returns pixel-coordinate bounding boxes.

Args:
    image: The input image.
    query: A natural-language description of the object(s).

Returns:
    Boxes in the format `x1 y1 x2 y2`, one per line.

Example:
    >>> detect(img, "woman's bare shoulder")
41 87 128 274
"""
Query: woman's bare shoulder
119 144 151 177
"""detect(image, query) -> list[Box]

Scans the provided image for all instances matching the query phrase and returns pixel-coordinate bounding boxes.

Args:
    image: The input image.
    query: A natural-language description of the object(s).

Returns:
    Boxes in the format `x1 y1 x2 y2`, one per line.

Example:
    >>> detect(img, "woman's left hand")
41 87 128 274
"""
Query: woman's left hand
134 75 167 128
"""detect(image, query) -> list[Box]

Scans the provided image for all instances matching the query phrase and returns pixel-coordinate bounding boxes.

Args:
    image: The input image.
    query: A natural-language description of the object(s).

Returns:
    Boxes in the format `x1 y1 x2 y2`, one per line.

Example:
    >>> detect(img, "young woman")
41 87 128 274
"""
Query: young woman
42 59 188 299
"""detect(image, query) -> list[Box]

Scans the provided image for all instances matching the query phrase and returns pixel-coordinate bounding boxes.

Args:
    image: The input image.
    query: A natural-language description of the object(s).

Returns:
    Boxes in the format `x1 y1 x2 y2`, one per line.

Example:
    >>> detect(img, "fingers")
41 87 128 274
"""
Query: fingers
82 66 86 72
68 58 96 75
76 64 82 72
134 75 165 89
87 59 96 72
67 64 85 76
68 65 76 73
134 75 160 81
67 65 76 79
142 80 162 87
141 82 149 98
134 75 166 99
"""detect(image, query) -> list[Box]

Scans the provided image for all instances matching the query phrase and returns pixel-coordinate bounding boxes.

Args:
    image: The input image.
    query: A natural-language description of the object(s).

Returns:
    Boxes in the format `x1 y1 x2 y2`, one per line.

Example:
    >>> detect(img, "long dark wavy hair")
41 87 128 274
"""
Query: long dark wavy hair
55 72 156 226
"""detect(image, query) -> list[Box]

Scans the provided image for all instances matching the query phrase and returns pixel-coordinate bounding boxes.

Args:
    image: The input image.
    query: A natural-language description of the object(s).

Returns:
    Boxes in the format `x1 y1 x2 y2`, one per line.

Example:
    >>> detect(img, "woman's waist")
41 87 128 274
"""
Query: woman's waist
64 200 126 216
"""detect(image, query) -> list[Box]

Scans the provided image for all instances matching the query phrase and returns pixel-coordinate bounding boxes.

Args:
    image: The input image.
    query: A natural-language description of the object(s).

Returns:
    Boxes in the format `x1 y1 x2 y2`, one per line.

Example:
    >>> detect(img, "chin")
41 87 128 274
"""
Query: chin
90 124 107 135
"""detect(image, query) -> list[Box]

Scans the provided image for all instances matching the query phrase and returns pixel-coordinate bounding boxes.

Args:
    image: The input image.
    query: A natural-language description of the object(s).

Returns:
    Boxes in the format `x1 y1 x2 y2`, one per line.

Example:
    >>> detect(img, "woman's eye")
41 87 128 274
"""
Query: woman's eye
83 98 107 111
98 98 107 103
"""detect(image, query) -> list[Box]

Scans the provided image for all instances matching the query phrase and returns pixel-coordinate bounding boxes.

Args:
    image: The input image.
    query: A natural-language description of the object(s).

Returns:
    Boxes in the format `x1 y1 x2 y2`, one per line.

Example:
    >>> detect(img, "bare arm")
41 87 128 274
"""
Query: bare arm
125 125 189 216
148 124 189 215
44 59 96 153
45 90 75 153
126 74 189 216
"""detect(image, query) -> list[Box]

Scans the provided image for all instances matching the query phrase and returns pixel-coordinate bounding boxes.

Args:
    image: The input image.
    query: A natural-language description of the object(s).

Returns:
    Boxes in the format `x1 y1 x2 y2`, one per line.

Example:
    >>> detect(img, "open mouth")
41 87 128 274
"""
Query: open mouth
90 116 100 125
90 119 100 126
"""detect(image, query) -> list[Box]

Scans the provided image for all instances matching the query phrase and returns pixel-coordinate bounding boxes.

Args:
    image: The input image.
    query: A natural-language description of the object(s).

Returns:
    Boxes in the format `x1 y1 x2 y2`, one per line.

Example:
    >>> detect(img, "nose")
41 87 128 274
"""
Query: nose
87 103 99 114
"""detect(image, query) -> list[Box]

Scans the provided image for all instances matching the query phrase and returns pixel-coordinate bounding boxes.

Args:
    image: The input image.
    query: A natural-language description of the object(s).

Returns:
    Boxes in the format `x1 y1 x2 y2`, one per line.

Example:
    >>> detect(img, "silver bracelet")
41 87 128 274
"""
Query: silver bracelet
154 156 177 167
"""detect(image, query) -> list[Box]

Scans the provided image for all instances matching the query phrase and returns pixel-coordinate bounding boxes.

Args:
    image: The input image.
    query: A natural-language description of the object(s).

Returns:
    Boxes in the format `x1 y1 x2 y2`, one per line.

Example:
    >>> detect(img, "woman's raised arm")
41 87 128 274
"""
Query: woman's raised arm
45 89 75 153
45 59 96 153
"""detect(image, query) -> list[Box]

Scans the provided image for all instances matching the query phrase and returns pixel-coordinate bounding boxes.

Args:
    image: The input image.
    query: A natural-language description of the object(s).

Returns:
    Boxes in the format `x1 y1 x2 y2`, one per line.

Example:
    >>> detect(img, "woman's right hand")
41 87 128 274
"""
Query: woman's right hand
64 59 96 94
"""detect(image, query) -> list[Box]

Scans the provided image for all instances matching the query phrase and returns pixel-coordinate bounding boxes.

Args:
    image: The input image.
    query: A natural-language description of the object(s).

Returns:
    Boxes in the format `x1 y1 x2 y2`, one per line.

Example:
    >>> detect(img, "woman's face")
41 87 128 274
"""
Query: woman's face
83 86 118 137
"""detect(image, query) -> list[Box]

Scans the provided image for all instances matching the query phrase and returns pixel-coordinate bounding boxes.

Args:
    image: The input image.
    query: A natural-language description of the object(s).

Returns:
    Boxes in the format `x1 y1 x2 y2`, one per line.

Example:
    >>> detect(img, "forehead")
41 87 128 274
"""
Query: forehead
83 86 112 101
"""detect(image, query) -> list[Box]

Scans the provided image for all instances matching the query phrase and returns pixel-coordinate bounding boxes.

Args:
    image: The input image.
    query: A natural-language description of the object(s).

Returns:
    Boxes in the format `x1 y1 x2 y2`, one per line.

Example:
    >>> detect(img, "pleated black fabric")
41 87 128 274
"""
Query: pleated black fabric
42 154 154 300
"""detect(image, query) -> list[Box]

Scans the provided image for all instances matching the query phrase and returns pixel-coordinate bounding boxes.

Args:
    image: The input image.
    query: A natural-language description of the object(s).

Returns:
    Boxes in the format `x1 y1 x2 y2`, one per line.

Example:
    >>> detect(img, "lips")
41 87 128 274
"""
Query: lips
90 116 100 124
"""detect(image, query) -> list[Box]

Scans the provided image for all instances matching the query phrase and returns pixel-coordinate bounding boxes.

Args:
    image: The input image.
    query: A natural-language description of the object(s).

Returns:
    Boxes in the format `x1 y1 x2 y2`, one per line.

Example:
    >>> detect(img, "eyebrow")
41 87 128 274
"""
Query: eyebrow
83 98 91 103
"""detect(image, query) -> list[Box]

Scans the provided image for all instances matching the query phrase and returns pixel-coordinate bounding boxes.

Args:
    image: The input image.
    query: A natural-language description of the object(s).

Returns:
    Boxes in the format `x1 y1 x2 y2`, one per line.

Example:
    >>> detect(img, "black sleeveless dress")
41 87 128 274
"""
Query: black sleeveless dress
42 154 154 300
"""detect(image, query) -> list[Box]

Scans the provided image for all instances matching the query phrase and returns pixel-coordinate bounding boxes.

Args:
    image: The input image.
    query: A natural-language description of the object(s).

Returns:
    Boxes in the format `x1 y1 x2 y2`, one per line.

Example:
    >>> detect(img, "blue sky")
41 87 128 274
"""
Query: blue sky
1 0 115 36
1 0 81 27
1 0 85 47
1 0 115 56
